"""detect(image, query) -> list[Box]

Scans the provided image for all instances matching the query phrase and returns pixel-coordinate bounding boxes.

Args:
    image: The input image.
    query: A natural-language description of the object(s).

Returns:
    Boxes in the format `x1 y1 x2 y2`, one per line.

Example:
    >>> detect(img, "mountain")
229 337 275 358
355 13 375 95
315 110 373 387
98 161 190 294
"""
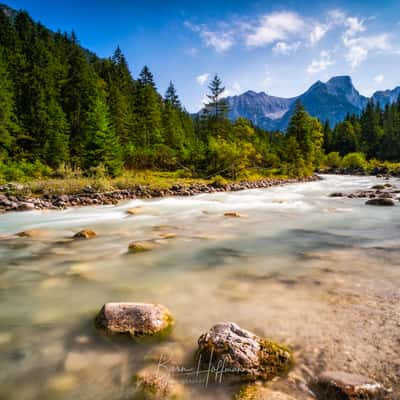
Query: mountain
224 76 399 131
372 87 400 107
226 91 296 131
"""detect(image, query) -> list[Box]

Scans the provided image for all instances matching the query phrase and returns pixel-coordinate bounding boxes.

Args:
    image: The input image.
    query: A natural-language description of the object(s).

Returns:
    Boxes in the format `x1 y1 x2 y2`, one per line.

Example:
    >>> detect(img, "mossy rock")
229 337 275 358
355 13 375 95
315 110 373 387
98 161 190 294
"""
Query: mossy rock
133 367 186 400
95 302 174 339
197 322 293 381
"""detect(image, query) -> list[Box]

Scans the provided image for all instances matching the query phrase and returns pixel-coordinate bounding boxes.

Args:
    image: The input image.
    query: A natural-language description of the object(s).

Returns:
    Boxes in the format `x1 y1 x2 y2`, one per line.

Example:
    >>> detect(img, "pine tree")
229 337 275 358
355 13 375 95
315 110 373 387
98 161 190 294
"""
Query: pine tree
165 81 181 109
205 75 229 119
134 65 162 149
84 94 123 176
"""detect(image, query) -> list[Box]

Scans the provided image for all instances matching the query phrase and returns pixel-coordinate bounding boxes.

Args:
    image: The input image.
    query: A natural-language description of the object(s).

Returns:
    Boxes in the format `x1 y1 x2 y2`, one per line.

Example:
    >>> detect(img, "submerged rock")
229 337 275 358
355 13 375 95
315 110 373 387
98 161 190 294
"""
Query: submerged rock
158 232 177 239
365 198 395 206
224 211 243 218
133 366 185 400
128 240 159 253
126 206 143 215
196 322 293 381
314 371 386 400
329 192 344 197
234 385 297 400
16 229 45 238
95 302 174 338
73 229 97 239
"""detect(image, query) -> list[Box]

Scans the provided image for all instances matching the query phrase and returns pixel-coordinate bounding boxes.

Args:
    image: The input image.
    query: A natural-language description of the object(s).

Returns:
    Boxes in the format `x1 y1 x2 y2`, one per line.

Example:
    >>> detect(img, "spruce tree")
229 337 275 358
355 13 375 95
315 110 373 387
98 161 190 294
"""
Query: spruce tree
205 75 229 119
84 94 123 176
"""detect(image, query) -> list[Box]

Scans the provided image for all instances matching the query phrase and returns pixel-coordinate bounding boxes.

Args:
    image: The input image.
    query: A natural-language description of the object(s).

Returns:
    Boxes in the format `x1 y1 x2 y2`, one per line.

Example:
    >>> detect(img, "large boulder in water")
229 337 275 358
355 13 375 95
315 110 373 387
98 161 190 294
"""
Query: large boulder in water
196 322 293 381
314 371 386 400
95 302 174 338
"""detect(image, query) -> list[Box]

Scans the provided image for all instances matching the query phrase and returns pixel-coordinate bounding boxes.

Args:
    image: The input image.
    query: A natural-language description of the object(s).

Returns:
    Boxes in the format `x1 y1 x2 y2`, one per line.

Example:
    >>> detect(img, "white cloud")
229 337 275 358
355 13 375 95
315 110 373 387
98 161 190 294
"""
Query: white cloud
307 50 335 74
309 24 329 44
328 9 346 25
344 17 365 36
196 73 210 86
374 74 384 84
245 12 305 47
343 33 390 68
184 20 234 53
272 41 301 55
200 29 234 52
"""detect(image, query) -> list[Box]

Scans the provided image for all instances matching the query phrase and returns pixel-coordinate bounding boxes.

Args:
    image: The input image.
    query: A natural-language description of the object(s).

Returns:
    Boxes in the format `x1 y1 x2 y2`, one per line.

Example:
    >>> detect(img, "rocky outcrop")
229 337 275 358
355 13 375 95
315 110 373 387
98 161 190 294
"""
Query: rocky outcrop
196 322 293 381
95 302 174 338
313 371 386 400
0 176 320 213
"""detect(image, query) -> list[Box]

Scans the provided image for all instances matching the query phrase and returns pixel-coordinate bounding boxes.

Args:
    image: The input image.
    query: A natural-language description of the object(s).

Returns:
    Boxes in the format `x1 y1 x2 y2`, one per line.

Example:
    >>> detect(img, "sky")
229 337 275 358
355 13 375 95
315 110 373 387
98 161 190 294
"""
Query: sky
4 0 400 112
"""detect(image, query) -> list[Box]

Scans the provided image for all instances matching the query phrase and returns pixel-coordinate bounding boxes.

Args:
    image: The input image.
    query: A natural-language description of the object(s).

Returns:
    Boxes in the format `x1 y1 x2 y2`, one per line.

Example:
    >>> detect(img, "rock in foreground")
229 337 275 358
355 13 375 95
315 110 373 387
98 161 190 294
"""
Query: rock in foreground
365 198 395 206
314 371 386 400
133 366 185 400
95 302 174 338
196 322 292 381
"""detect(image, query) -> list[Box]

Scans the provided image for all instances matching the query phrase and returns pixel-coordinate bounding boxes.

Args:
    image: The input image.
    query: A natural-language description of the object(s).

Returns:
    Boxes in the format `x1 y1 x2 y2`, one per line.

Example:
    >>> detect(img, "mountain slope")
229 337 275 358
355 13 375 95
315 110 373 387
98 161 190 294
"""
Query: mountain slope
224 76 398 131
372 87 400 107
226 91 296 131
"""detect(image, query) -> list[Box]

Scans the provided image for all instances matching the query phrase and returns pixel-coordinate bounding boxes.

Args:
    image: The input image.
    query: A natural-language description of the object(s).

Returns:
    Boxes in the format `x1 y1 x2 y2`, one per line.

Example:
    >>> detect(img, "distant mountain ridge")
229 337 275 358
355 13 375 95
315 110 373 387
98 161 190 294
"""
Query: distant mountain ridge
225 76 400 131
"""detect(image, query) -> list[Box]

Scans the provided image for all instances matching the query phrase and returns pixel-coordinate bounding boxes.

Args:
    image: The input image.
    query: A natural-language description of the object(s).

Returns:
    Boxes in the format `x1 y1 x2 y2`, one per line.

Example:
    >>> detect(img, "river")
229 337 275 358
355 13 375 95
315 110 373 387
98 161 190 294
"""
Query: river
0 174 399 399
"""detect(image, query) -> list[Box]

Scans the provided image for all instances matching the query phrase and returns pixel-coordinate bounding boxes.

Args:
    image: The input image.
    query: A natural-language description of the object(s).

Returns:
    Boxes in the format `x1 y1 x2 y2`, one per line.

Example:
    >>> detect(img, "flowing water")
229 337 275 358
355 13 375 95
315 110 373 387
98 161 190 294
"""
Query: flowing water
0 175 399 399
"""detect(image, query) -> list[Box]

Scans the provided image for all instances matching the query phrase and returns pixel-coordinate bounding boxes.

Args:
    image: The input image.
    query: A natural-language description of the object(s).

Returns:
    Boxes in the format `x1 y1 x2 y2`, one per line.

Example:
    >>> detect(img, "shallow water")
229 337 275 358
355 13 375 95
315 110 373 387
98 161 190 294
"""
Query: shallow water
0 175 399 399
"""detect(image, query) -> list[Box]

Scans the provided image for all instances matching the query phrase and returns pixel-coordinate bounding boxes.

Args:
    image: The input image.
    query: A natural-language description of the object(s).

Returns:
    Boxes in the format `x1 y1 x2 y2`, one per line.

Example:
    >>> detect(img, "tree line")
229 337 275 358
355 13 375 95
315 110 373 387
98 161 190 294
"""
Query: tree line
0 8 326 181
323 98 400 163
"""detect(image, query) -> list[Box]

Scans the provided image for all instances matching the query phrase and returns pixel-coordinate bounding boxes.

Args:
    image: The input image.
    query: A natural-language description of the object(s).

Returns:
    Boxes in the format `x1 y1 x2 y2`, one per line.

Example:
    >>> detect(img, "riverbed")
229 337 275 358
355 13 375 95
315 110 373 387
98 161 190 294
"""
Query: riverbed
0 175 399 399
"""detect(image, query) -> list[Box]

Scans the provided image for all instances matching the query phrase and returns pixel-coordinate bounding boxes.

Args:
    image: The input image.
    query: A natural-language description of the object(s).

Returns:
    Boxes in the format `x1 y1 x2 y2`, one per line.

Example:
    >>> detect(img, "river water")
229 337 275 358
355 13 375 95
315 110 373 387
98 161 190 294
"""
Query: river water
0 175 399 399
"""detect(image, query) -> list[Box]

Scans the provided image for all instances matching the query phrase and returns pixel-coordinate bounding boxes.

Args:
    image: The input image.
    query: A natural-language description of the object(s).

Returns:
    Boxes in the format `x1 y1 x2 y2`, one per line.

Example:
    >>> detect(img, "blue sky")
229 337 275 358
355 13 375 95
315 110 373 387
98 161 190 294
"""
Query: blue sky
5 0 400 111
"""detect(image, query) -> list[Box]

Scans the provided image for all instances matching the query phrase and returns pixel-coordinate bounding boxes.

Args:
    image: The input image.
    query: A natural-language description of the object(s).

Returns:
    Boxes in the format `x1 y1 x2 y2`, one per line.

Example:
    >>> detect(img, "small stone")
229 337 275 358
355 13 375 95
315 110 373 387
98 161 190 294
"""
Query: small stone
126 206 143 215
196 322 293 381
371 184 385 190
95 302 174 338
329 192 344 197
128 240 158 253
17 202 35 211
73 229 97 239
365 198 395 206
314 371 386 400
158 232 177 239
224 211 243 217
16 229 45 238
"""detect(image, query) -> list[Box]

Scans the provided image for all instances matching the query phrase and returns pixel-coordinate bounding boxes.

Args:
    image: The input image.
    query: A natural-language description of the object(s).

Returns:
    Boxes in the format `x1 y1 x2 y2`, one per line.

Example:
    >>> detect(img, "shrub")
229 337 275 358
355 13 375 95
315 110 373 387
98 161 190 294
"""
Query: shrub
341 152 367 170
325 152 342 168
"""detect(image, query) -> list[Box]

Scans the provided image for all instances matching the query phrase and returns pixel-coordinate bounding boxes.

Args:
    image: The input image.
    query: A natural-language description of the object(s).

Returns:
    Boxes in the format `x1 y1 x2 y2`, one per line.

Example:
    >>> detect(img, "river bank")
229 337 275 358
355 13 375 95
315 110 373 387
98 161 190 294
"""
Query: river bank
0 175 320 213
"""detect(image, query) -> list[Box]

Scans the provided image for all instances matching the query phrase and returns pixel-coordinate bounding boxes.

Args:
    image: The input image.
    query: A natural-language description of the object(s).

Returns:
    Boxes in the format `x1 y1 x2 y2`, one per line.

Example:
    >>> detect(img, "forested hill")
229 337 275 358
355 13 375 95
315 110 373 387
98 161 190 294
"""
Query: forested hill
0 5 328 180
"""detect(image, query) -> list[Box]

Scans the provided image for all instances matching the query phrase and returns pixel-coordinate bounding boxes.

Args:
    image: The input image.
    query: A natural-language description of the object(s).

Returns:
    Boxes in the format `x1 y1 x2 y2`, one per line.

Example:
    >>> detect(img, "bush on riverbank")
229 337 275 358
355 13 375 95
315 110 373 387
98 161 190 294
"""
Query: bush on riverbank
321 152 400 174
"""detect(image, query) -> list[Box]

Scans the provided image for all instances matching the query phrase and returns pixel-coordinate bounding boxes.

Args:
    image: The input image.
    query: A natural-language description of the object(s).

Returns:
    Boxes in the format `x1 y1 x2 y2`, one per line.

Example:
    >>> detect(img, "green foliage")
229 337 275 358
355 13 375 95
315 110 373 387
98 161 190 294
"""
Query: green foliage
325 152 342 168
84 94 123 176
341 152 367 170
